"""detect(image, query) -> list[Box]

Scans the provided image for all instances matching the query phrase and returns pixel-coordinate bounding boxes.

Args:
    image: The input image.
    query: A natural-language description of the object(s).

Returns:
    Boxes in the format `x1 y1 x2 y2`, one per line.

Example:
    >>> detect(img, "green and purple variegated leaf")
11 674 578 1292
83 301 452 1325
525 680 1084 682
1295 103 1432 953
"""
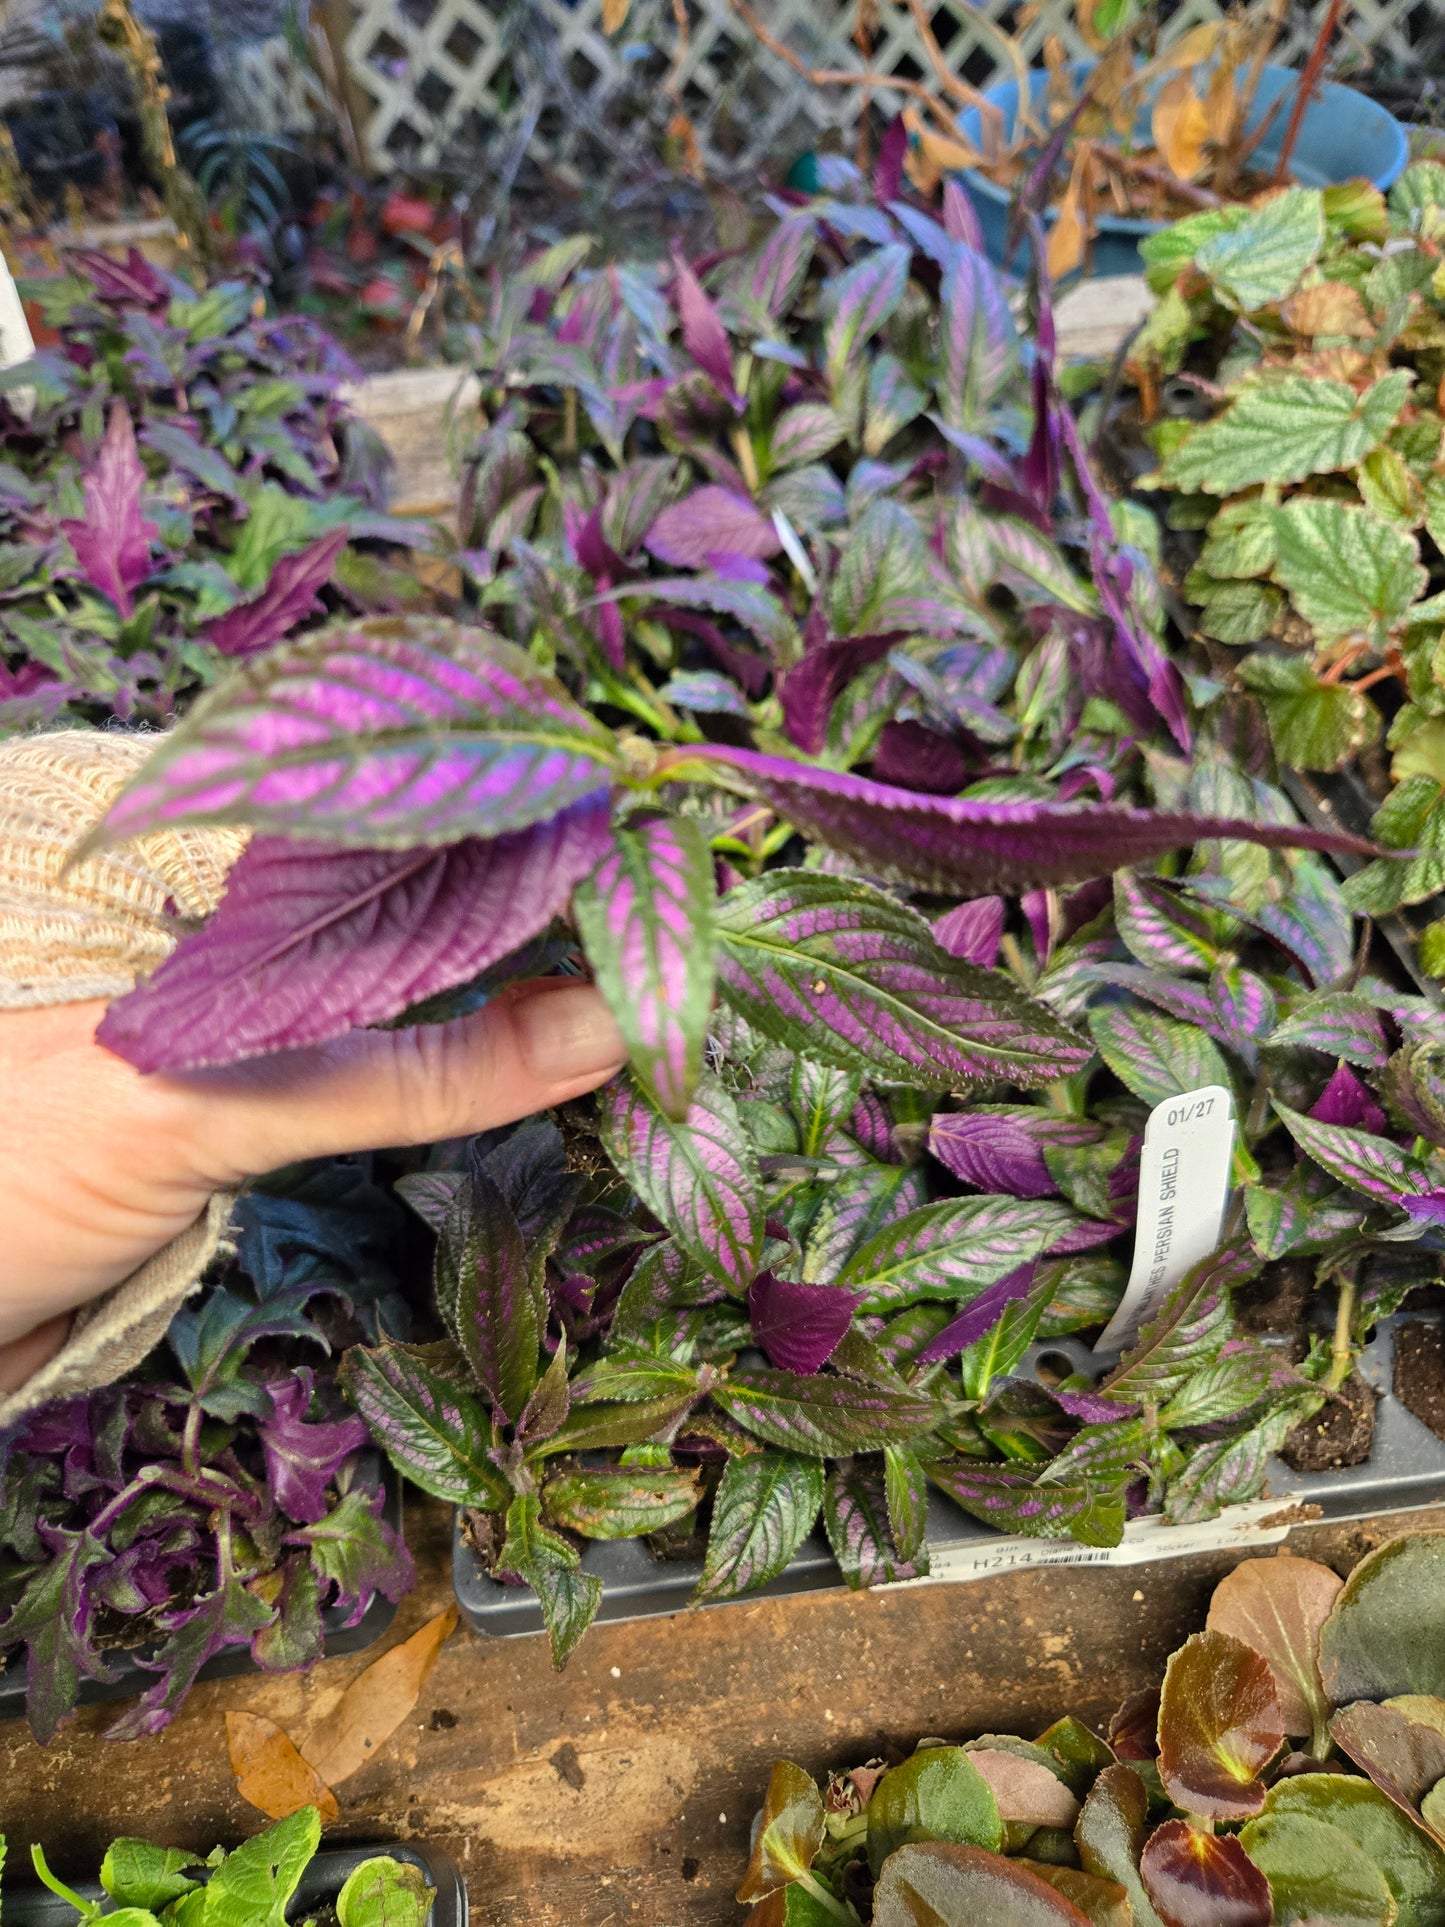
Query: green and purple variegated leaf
1209 966 1278 1068
1272 1100 1444 1211
771 402 847 470
837 1195 1080 1312
884 1442 930 1563
824 1457 927 1589
91 616 621 851
573 811 716 1119
59 402 157 619
746 210 816 318
695 1451 824 1601
339 1343 509 1509
823 243 911 387
802 1163 929 1286
926 1460 1128 1547
1115 871 1223 971
98 798 612 1071
496 1492 602 1668
1268 992 1390 1068
599 1072 764 1294
715 871 1090 1090
714 1369 943 1456
1164 1394 1321 1525
749 1269 861 1374
688 747 1377 894
1100 1237 1253 1403
1 1526 118 1743
542 1463 701 1540
645 486 779 570
938 245 1016 430
610 1238 723 1339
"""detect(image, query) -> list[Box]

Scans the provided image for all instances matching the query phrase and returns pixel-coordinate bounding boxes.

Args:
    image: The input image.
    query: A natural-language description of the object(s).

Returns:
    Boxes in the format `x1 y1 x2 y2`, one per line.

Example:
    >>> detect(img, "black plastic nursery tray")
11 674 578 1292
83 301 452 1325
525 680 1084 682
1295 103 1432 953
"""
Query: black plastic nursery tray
453 1319 1445 1641
0 1455 402 1723
2 1843 467 1927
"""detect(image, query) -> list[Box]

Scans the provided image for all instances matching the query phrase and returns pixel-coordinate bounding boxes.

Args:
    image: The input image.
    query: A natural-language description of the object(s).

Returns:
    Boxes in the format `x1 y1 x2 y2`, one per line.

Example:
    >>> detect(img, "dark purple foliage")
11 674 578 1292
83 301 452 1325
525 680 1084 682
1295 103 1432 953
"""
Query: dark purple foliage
204 531 349 657
749 1270 862 1373
259 1368 369 1524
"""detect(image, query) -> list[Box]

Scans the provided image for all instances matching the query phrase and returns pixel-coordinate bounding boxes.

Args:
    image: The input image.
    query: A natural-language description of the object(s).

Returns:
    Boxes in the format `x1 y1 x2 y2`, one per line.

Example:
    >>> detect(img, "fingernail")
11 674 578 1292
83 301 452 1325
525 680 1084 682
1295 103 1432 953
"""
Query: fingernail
513 982 625 1083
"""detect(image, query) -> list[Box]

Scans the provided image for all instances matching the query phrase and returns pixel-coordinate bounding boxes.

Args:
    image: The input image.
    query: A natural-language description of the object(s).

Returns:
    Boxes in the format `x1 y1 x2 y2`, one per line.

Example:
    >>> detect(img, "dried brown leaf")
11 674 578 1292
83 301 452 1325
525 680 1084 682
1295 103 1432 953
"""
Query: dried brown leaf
300 1607 458 1788
1284 280 1377 338
602 0 631 33
1151 73 1211 181
1047 148 1090 281
226 1710 339 1823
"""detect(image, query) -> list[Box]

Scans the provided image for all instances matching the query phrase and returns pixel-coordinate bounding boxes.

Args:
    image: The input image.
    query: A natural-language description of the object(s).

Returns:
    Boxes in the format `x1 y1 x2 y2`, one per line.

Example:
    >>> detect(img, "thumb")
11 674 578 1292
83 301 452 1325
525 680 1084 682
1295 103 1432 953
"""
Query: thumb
177 979 627 1185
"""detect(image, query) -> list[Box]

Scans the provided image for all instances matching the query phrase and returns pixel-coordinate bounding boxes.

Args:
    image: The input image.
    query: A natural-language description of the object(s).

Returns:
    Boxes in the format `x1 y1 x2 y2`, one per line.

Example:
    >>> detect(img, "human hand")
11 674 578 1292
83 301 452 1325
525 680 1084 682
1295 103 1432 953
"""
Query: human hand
0 980 625 1391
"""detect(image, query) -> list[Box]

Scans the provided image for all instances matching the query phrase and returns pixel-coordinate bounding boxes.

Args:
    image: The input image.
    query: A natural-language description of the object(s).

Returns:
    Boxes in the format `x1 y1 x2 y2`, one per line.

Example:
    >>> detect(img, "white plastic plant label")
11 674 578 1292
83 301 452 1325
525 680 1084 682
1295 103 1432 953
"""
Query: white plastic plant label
1096 1083 1236 1354
0 246 34 371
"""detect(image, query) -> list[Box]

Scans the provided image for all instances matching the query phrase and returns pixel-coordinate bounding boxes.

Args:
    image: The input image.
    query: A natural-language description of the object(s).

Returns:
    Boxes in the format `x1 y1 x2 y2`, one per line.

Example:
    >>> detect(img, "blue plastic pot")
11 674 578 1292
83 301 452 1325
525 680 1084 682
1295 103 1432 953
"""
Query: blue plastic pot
956 59 1409 277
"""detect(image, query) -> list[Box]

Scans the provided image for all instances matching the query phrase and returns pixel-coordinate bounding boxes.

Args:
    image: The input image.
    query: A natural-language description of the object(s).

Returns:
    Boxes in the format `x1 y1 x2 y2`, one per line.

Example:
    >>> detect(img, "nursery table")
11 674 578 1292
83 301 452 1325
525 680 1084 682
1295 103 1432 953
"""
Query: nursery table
1 1495 1440 1926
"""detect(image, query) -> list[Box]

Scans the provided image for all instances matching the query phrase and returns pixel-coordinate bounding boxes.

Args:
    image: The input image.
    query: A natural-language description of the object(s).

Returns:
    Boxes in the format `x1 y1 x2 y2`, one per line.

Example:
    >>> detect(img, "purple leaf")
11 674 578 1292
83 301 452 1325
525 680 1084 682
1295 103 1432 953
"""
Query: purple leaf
943 179 985 251
778 619 902 755
871 721 969 795
645 485 781 569
715 870 1090 1090
928 1109 1098 1198
203 531 348 658
440 1166 538 1426
572 811 717 1119
1311 1062 1388 1135
65 245 170 308
92 617 620 850
687 745 1379 894
599 1072 763 1295
672 248 742 409
932 898 1005 967
749 1269 862 1374
259 1369 368 1525
918 1263 1039 1363
59 402 158 618
873 115 909 205
97 796 611 1070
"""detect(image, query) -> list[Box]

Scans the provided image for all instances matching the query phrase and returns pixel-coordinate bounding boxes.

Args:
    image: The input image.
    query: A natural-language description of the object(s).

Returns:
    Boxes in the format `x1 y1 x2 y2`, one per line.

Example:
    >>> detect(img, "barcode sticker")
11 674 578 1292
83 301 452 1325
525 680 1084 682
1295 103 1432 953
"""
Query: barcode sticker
1096 1083 1236 1354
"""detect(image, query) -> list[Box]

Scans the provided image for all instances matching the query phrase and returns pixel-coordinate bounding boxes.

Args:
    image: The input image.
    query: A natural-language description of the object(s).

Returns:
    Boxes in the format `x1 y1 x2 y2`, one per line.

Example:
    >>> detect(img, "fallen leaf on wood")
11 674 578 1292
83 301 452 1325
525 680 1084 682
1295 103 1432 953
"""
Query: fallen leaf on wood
227 1710 339 1822
300 1607 458 1787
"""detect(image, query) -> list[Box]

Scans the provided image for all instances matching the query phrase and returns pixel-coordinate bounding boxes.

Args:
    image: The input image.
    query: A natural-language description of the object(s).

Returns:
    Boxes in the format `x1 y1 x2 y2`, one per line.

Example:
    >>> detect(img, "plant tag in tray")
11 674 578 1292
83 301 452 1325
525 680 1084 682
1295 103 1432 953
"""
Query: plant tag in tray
1097 1084 1236 1353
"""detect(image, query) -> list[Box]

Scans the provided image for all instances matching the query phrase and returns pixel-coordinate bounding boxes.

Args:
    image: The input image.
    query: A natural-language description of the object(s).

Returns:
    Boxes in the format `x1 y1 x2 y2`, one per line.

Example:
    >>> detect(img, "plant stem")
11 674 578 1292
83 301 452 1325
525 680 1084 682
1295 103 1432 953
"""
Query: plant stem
1272 0 1346 186
1325 1270 1357 1393
1094 144 1221 212
97 0 213 271
796 1871 861 1923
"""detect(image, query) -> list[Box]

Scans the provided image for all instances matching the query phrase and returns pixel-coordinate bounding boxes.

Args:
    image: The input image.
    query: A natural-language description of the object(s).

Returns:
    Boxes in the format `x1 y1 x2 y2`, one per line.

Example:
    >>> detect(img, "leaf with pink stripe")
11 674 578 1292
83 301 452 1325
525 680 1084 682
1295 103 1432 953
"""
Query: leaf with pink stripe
573 811 717 1119
98 795 613 1070
715 870 1090 1090
598 1072 763 1295
91 615 620 851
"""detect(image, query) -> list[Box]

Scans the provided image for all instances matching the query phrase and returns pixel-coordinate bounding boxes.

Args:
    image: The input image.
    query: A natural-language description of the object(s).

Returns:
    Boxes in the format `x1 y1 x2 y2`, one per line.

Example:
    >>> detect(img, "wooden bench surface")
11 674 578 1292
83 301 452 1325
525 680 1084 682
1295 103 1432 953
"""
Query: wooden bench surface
1 1496 1438 1925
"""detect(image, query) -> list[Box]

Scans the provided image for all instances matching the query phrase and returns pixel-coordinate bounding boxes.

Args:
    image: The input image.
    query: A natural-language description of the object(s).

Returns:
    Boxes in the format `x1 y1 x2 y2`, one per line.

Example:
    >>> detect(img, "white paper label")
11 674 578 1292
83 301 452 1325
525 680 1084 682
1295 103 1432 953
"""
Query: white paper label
899 1497 1295 1591
1096 1083 1236 1354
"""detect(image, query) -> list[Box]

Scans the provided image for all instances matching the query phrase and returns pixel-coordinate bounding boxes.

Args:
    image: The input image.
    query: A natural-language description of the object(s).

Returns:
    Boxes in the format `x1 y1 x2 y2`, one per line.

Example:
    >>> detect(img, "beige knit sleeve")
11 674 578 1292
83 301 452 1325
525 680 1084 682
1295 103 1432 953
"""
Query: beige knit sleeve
0 729 249 1423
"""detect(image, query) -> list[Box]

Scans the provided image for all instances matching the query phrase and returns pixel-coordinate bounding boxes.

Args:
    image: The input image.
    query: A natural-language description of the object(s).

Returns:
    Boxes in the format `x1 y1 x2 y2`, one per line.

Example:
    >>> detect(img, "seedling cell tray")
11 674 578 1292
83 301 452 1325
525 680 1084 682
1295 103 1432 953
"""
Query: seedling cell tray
2 1843 467 1927
453 1319 1445 1641
0 1455 402 1723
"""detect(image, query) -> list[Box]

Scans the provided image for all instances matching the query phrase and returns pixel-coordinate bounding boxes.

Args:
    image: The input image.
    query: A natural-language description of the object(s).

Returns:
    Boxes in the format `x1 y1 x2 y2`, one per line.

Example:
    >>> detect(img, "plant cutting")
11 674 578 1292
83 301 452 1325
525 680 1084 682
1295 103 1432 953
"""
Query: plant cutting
0 1161 414 1743
1 1807 437 1927
0 248 421 732
734 1531 1445 1925
1132 164 1445 972
64 161 1397 1660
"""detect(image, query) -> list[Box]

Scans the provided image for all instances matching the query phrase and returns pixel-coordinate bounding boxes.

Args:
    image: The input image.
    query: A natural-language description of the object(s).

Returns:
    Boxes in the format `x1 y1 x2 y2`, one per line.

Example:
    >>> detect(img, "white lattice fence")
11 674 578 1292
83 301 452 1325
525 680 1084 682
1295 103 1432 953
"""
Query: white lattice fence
234 0 1435 180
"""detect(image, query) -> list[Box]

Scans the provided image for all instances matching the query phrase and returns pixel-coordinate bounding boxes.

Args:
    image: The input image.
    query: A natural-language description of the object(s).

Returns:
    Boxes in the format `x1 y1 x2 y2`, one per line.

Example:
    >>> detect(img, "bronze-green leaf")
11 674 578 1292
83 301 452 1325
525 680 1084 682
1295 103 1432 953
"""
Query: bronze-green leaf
1074 1765 1166 1927
1206 1553 1343 1751
1238 1809 1396 1926
867 1746 1004 1875
1319 1534 1445 1703
1157 1630 1284 1820
736 1760 826 1903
